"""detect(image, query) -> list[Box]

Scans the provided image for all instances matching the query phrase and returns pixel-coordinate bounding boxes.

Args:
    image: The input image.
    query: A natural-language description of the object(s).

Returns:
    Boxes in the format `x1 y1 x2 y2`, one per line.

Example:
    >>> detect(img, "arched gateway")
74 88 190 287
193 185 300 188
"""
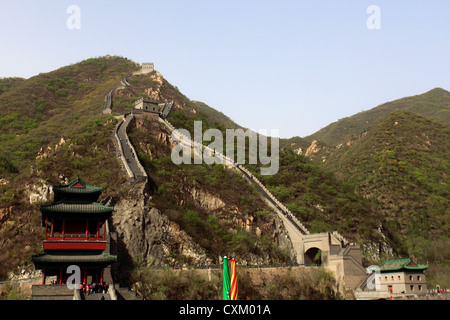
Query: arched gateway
304 247 322 266
270 205 367 293
300 232 368 292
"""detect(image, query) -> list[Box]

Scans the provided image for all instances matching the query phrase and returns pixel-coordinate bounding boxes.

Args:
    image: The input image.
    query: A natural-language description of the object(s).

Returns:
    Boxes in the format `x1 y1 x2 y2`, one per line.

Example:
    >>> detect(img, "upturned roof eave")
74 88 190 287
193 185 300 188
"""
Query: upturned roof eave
31 253 117 265
378 258 428 272
52 177 104 193
39 202 114 214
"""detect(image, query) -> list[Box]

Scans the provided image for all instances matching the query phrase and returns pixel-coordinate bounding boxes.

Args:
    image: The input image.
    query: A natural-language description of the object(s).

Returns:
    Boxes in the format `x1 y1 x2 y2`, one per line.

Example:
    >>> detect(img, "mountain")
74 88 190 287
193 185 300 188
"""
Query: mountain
0 56 141 279
1 56 448 294
122 70 386 263
0 77 25 96
279 136 311 156
0 57 388 281
313 110 449 256
0 57 304 281
300 93 450 287
304 88 450 147
0 56 140 193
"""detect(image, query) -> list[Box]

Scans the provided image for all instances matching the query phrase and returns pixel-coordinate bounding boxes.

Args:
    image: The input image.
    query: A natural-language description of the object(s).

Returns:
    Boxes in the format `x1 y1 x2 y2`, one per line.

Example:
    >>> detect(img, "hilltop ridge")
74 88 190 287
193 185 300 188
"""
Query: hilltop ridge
304 87 450 147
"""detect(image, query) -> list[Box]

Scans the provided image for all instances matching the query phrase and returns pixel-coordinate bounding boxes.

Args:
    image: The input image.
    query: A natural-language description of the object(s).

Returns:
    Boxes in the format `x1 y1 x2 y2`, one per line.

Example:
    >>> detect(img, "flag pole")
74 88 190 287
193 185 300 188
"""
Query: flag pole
222 256 231 300
230 259 238 300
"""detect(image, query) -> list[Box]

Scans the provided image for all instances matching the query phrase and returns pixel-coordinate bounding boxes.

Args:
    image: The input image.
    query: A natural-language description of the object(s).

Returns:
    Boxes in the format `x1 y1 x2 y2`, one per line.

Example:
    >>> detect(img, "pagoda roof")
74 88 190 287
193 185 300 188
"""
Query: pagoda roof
53 177 103 194
40 201 114 214
32 253 117 265
378 258 428 272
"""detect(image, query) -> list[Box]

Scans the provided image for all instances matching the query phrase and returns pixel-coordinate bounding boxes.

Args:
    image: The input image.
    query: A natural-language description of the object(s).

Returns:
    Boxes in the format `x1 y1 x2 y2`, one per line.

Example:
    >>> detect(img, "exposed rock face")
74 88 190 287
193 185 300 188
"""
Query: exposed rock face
36 137 66 160
156 132 174 148
8 267 42 281
147 71 163 101
305 140 323 157
109 178 296 268
24 180 53 204
0 206 13 224
362 241 395 262
189 187 225 211
294 147 303 155
110 179 212 268
138 141 153 160
361 223 395 262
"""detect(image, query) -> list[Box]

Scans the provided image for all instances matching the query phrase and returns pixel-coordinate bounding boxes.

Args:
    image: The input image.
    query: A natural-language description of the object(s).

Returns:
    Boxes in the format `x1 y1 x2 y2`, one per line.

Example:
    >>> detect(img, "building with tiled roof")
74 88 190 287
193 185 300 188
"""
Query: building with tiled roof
32 177 116 286
52 176 103 202
377 258 428 295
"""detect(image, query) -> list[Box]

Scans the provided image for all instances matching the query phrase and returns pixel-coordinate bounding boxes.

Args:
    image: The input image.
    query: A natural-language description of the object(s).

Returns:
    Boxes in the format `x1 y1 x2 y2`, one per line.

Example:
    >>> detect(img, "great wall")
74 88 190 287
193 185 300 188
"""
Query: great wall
103 63 370 296
12 62 445 300
0 62 440 301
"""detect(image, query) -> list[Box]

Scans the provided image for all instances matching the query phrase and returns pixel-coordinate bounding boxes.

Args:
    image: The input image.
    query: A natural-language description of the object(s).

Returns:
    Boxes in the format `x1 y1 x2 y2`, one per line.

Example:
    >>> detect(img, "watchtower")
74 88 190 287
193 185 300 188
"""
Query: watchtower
141 62 154 73
134 97 160 113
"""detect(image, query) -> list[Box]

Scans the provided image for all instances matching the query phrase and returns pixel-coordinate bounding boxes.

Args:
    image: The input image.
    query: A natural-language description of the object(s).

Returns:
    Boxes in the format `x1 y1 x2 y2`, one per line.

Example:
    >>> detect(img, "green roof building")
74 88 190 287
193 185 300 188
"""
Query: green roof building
377 258 428 295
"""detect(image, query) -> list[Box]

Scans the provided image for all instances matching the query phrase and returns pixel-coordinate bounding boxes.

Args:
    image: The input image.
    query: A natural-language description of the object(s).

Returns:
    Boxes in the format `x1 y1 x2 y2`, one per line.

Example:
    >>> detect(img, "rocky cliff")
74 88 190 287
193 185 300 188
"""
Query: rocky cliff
107 174 297 270
108 178 212 269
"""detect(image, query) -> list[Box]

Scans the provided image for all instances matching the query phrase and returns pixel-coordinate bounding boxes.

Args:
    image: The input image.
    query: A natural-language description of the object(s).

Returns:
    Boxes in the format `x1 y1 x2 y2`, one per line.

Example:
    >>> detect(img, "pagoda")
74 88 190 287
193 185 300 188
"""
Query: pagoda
32 177 117 286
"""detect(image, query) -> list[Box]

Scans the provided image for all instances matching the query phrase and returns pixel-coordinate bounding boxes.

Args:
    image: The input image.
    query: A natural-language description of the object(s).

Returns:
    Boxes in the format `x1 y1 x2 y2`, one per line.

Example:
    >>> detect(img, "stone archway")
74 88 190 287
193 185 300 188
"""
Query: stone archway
304 247 322 266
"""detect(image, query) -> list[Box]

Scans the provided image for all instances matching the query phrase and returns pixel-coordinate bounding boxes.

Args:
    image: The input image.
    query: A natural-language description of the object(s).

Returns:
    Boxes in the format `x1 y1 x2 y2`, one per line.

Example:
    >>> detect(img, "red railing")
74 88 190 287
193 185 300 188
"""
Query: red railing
44 233 105 241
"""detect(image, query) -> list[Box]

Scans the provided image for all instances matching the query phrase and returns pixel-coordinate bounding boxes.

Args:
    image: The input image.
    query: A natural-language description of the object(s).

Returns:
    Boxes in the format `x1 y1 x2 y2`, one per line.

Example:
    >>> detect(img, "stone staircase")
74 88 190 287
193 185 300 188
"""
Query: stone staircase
115 286 143 300
82 291 112 300
31 285 76 300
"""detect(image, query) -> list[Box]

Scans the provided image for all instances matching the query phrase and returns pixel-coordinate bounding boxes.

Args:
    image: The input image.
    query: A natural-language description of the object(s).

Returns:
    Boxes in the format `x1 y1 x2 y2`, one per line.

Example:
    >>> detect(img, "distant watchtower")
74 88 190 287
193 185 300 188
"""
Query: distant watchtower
141 63 154 73
133 97 174 120
134 97 160 113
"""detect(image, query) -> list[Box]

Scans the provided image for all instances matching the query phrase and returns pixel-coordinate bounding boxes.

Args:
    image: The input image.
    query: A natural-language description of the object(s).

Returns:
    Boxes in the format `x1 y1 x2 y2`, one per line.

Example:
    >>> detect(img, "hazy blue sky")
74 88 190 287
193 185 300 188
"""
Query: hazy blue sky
1 1 450 138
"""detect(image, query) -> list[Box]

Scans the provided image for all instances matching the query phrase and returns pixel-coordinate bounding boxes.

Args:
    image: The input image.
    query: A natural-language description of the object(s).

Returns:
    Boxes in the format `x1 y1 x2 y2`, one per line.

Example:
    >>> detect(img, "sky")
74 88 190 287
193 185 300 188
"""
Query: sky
1 0 450 138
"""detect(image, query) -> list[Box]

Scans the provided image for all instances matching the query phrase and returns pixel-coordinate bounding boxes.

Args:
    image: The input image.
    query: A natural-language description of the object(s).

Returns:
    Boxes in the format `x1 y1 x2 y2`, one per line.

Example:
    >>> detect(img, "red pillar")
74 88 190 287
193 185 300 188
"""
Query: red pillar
85 219 89 238
50 218 54 237
62 219 65 236
42 267 46 285
96 220 99 238
100 268 104 284
58 267 62 285
83 267 87 285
